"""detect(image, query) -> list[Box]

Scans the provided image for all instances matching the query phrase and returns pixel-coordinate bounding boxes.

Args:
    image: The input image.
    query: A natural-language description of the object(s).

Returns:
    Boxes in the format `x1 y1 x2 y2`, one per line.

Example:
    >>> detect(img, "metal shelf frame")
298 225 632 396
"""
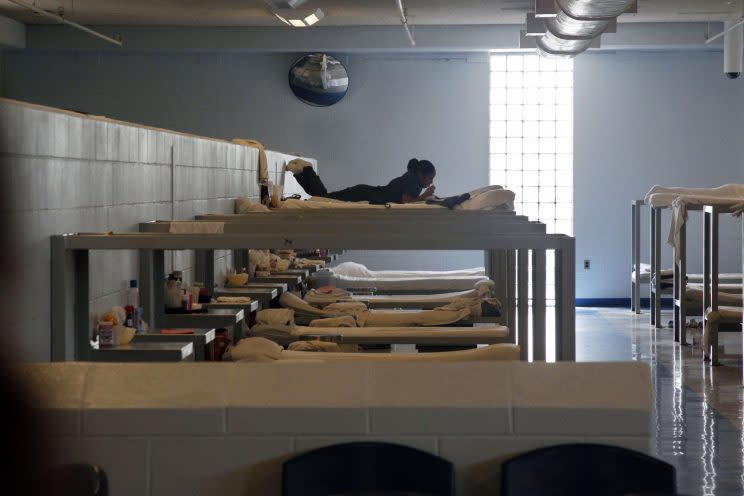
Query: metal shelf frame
52 215 575 362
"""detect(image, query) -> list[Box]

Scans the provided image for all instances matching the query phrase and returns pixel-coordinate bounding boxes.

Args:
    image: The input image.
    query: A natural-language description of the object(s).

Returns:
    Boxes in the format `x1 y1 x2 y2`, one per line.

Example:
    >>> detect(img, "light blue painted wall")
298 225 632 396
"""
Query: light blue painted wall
3 49 743 295
574 51 744 298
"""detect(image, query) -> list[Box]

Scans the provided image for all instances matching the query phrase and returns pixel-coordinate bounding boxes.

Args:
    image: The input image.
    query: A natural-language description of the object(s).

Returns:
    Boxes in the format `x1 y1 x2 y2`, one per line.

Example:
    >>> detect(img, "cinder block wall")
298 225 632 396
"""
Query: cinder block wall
24 361 653 495
0 98 313 361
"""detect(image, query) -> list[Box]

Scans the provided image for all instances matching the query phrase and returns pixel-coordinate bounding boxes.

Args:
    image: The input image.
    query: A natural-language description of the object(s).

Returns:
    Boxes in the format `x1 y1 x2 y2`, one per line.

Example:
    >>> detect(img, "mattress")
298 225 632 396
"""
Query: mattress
331 262 486 279
226 336 520 362
682 286 743 306
330 275 489 292
250 323 510 346
236 185 515 212
645 184 744 208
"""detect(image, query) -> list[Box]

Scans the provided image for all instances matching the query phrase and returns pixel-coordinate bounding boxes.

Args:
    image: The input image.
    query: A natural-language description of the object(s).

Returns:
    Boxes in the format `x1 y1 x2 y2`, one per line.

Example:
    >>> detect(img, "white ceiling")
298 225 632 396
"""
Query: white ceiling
0 0 741 26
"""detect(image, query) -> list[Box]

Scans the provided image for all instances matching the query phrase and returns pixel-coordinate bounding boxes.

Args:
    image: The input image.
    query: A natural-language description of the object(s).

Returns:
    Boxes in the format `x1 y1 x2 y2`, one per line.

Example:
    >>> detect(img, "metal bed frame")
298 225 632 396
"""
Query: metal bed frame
51 215 575 362
702 205 744 368
191 209 544 331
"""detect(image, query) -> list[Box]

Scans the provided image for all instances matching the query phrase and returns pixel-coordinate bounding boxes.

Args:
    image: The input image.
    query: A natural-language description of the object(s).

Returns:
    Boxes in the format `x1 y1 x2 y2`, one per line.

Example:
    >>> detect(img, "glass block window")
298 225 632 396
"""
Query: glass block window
489 54 574 236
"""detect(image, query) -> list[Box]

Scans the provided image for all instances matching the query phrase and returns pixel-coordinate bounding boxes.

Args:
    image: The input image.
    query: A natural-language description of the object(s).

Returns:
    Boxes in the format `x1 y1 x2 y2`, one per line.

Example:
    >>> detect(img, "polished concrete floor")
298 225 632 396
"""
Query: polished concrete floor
577 308 743 496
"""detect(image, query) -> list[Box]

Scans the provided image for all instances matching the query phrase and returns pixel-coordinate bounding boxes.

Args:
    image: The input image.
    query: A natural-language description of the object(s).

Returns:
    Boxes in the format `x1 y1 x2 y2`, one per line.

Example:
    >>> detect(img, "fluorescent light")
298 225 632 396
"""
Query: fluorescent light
273 13 290 25
272 7 325 27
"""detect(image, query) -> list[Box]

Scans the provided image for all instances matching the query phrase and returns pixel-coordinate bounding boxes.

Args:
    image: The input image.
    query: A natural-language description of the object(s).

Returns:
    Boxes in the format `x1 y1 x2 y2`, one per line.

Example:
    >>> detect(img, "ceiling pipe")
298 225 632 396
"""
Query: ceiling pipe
705 18 744 44
395 0 416 46
7 0 122 47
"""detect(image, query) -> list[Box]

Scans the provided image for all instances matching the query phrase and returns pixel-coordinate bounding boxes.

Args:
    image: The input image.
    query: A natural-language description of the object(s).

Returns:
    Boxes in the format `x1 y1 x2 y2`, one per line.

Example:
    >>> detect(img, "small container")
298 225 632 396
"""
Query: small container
98 321 115 348
270 183 283 208
181 291 190 311
125 305 135 328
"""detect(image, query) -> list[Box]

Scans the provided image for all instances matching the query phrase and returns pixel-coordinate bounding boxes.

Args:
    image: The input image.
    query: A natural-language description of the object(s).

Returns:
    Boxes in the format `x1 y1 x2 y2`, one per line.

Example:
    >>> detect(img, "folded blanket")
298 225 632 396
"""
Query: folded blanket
305 287 353 306
233 139 269 184
287 340 342 352
235 197 270 213
216 296 252 304
223 337 282 362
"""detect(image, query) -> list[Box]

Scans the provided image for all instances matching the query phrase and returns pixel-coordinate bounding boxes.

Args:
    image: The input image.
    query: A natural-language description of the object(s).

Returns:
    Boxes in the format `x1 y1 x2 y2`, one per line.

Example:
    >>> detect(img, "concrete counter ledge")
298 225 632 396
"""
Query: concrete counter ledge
21 361 651 495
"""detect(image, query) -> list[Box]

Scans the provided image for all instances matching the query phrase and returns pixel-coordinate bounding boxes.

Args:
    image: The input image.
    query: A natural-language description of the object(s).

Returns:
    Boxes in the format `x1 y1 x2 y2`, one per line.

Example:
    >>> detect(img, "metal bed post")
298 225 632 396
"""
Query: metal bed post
651 207 662 327
555 237 576 361
532 249 547 361
51 235 78 361
139 249 154 332
673 221 688 345
194 249 216 291
517 248 529 361
631 200 642 313
506 249 516 334
704 205 720 364
153 249 166 329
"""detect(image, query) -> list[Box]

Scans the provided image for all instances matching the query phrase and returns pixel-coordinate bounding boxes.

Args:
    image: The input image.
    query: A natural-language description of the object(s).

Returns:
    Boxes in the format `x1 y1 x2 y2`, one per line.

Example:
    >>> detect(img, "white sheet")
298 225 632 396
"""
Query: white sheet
331 262 485 279
328 273 490 291
643 184 744 254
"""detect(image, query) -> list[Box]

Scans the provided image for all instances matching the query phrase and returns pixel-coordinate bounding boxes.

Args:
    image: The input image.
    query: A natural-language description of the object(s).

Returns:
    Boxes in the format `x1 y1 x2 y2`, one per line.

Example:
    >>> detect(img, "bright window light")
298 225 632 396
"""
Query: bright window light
289 19 305 27
304 13 319 25
490 54 573 304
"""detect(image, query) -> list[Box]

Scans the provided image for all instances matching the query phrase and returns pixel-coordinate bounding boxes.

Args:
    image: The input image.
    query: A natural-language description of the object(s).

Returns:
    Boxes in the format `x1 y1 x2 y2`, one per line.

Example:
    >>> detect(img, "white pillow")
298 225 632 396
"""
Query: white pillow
332 262 373 278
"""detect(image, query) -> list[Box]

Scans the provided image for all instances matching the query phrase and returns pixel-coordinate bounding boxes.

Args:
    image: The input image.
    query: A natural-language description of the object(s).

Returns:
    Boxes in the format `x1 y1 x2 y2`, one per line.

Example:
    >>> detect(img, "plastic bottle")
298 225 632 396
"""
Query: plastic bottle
98 321 115 348
125 305 135 328
127 280 139 308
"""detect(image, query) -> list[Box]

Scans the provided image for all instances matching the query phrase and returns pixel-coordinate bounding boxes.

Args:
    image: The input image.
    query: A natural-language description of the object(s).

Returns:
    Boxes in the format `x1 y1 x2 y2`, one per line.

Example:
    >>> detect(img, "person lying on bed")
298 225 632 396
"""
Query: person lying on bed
287 158 436 205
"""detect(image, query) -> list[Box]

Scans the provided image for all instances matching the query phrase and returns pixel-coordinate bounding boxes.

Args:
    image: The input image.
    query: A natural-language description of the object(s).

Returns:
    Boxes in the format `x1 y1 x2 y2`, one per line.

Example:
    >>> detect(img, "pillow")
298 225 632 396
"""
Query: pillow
224 337 282 362
331 262 373 278
256 309 295 326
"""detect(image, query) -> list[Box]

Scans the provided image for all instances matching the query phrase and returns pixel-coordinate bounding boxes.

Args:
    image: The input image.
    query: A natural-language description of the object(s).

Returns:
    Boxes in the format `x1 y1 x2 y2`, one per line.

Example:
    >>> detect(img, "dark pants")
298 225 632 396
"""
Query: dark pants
294 167 387 204
294 166 328 197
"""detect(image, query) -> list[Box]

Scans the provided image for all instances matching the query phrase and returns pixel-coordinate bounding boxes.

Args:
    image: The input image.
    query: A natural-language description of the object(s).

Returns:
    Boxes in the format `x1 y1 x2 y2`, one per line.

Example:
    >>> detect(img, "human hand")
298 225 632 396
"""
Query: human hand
422 185 436 198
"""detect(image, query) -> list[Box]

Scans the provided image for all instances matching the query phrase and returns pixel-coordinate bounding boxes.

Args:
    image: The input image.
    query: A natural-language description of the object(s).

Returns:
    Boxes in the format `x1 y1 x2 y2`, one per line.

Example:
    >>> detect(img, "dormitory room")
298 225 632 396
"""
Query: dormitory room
1 0 743 495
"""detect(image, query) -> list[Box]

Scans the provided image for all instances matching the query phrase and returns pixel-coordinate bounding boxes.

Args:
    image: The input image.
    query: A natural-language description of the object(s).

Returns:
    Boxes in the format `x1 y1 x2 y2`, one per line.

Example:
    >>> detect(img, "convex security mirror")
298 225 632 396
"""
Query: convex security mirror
288 53 349 106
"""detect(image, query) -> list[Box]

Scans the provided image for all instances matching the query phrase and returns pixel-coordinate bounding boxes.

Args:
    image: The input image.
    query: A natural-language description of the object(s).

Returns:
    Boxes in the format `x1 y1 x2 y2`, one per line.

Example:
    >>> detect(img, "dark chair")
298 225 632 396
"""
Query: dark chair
501 444 675 496
41 463 109 496
282 441 455 496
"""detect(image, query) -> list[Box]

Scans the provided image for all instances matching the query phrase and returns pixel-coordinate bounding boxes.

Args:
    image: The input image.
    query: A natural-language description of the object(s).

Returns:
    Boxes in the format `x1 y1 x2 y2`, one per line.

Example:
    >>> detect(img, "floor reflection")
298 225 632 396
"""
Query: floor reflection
577 308 743 496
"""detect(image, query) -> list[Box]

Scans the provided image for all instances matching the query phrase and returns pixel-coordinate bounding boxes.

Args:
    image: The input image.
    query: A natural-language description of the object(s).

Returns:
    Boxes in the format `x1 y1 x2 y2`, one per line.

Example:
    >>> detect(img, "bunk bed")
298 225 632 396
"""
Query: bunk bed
53 212 575 362
631 187 744 334
700 205 744 368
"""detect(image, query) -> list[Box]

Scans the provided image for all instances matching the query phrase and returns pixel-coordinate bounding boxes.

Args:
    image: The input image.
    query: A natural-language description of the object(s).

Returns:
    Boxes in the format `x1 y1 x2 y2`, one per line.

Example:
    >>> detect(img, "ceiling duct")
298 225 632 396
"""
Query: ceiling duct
527 0 634 58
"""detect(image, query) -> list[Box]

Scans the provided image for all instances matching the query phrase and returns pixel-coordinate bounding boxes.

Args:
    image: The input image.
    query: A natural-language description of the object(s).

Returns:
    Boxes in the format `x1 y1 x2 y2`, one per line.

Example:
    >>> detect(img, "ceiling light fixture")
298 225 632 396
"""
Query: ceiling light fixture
272 7 325 27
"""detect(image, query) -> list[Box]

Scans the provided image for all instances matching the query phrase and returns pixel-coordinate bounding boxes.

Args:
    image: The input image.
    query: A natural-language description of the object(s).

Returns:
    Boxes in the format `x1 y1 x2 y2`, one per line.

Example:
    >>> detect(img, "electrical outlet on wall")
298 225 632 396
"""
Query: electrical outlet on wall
584 259 591 270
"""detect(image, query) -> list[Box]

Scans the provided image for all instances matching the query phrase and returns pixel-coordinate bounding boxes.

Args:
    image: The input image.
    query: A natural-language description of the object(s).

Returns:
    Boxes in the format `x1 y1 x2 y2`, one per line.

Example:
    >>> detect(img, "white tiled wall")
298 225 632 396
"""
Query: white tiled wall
23 361 652 496
0 98 314 361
